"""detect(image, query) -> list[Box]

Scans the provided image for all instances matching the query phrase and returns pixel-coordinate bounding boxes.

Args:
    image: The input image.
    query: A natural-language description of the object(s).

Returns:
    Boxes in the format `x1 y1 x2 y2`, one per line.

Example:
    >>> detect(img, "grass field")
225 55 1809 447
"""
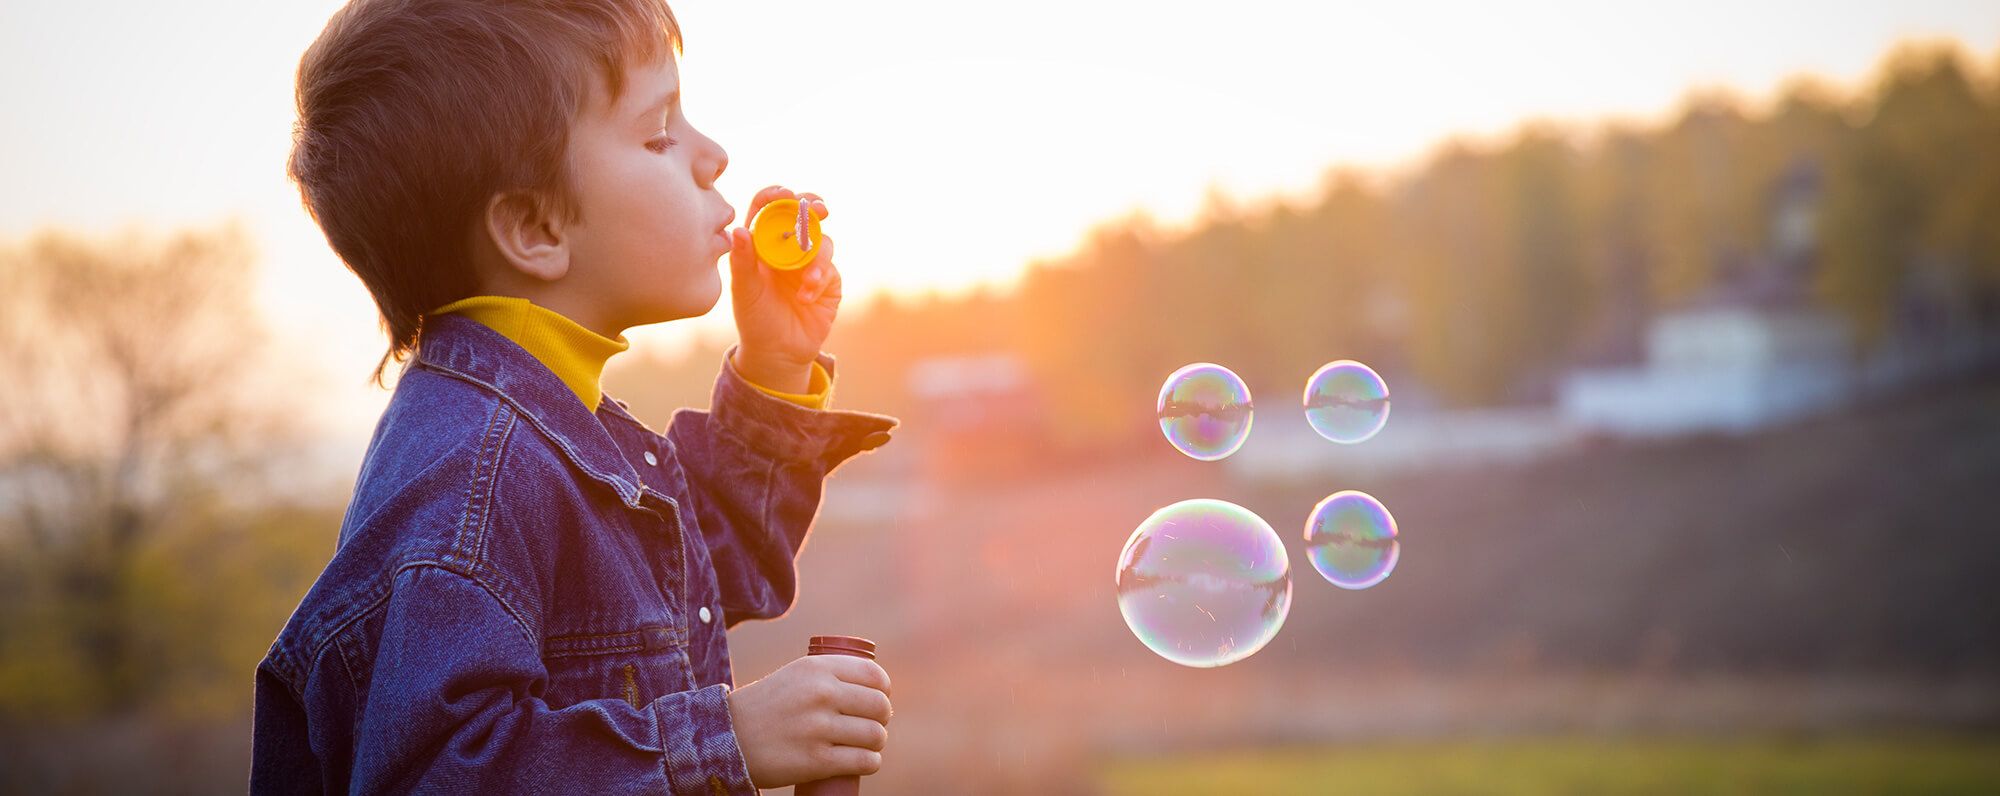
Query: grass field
1096 735 2000 796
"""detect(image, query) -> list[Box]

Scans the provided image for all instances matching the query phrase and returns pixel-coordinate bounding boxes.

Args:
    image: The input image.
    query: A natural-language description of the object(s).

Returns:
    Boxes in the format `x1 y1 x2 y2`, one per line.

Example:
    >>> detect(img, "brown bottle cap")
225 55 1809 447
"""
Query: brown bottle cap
807 635 877 659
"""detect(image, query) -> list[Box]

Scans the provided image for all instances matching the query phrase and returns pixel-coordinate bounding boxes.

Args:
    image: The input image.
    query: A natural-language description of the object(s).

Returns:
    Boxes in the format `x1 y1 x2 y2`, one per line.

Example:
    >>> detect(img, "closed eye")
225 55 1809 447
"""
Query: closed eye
646 136 678 154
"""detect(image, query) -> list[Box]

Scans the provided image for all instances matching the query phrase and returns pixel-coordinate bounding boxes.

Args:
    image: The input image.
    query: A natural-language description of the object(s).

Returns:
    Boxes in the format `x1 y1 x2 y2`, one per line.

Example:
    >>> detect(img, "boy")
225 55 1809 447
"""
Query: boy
252 1 895 792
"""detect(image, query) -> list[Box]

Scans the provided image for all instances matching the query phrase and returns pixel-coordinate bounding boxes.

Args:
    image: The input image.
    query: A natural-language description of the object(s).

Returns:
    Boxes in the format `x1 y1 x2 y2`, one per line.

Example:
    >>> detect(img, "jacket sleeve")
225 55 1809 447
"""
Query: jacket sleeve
667 350 896 627
333 565 756 795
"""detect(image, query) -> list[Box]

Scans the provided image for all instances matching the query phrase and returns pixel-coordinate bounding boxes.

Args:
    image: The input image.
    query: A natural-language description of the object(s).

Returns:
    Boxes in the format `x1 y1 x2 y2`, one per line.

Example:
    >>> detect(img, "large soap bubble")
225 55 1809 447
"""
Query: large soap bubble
1116 499 1291 667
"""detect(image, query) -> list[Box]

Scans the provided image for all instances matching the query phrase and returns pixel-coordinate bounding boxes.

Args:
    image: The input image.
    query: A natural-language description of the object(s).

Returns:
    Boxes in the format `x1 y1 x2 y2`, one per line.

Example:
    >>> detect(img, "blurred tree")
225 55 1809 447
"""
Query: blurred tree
1015 220 1158 446
1821 42 2000 342
1644 91 1760 306
1395 139 1514 405
1573 125 1660 365
0 223 328 721
1497 126 1589 399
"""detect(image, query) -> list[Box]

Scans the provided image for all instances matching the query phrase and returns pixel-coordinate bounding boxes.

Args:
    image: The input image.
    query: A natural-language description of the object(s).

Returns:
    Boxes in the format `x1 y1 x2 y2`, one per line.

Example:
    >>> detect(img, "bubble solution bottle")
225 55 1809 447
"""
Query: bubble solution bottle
795 635 877 796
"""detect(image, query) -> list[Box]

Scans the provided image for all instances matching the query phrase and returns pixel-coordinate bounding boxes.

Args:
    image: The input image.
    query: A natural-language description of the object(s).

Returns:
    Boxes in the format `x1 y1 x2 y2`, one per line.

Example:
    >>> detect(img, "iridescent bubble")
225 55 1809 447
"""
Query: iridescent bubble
1304 490 1399 590
1116 499 1291 667
1157 363 1254 461
1303 360 1390 444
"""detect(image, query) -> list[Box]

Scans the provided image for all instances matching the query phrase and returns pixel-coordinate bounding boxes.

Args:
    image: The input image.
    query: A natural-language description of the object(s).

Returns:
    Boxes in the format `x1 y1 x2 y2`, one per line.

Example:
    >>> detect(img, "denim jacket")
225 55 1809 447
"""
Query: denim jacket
252 314 895 794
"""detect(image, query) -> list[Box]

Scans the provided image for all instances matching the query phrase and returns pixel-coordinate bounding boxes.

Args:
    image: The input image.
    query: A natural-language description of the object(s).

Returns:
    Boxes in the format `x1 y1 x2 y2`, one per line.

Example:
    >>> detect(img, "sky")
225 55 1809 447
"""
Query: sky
2 0 1997 436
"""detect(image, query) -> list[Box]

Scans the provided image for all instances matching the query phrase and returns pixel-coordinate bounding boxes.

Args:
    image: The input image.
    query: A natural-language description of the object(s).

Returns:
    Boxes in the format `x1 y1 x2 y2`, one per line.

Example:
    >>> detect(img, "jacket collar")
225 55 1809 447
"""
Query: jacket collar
414 314 650 508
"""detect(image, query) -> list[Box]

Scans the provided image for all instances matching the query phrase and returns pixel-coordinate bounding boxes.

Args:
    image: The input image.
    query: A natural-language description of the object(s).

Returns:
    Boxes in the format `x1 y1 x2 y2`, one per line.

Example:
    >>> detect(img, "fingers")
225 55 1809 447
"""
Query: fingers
830 677 893 727
821 654 890 697
823 714 890 753
746 185 793 223
745 186 828 228
728 227 756 274
817 743 884 777
805 655 891 724
798 192 829 220
798 234 838 304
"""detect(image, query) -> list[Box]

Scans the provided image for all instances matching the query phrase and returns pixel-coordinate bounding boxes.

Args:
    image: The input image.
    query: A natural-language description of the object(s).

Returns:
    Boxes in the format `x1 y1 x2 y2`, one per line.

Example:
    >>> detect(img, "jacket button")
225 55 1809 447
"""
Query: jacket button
698 606 713 624
644 451 658 466
857 431 892 451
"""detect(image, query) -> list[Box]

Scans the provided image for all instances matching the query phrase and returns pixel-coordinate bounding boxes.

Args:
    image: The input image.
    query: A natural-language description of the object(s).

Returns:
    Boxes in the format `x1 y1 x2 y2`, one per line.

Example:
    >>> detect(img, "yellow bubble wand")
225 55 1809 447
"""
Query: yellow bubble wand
750 197 822 271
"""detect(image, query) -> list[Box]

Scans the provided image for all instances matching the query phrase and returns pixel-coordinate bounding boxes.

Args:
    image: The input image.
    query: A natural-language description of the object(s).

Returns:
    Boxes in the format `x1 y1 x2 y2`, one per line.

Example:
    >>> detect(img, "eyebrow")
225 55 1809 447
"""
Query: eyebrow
636 88 680 124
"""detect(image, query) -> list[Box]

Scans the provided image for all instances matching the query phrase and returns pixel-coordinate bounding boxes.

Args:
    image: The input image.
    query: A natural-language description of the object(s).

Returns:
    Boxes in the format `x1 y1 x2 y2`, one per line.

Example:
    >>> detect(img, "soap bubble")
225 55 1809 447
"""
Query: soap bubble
1116 499 1291 667
1304 490 1399 589
1157 363 1254 461
1303 360 1390 444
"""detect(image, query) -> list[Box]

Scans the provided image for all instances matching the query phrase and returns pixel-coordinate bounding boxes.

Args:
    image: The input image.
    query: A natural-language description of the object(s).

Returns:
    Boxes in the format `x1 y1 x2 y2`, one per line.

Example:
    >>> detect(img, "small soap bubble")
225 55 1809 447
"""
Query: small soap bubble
1303 360 1390 444
1304 490 1399 589
1116 499 1291 668
1157 363 1254 461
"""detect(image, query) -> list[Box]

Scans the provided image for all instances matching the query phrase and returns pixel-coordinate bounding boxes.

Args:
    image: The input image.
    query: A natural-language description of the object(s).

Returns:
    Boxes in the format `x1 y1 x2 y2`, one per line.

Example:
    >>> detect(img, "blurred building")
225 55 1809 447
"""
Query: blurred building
1561 157 2000 437
1560 305 1854 436
1563 158 1852 436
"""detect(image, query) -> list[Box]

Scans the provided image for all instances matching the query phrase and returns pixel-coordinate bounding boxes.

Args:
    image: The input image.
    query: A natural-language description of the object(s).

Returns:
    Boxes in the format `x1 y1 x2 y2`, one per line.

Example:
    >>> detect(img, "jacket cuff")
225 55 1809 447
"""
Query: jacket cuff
655 683 757 794
744 360 832 410
711 347 898 464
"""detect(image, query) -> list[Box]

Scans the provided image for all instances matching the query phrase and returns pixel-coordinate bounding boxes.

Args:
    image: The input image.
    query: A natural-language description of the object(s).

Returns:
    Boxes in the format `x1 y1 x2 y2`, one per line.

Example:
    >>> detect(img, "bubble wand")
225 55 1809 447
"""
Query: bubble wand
751 197 822 270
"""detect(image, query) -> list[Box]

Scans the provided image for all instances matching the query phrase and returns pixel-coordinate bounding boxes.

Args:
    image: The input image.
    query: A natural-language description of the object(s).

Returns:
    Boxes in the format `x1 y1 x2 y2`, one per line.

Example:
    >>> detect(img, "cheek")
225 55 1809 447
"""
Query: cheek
626 162 691 222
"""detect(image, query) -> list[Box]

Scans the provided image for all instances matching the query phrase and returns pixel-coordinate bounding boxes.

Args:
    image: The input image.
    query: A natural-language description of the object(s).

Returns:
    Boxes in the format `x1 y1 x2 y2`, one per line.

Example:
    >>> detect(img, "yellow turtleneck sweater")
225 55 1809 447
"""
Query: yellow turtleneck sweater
433 296 829 411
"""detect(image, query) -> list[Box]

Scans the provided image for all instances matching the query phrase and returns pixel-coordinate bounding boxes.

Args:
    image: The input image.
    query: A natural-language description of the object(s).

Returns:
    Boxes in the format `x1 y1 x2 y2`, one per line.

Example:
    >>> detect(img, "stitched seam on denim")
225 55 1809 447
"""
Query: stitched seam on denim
302 579 392 671
545 642 645 658
418 360 640 508
759 459 779 556
455 403 511 569
468 410 515 572
671 501 692 639
549 627 686 643
715 687 756 790
391 561 540 650
332 628 365 696
263 644 305 698
711 397 824 464
597 396 658 436
545 626 686 659
296 580 396 702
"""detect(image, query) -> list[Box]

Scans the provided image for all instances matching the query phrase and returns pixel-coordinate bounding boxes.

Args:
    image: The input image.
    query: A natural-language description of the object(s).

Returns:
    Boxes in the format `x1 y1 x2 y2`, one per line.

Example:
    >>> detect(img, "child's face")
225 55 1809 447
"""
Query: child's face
563 51 734 329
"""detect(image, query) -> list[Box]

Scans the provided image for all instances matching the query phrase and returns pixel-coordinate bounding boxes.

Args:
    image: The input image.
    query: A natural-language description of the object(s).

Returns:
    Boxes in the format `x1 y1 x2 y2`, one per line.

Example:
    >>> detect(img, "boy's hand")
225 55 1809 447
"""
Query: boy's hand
730 185 841 395
725 653 892 788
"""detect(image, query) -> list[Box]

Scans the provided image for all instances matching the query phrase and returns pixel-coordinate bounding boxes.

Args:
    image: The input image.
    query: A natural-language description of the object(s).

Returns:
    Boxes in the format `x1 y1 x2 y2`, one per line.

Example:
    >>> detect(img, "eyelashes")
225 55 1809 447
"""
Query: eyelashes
646 136 678 154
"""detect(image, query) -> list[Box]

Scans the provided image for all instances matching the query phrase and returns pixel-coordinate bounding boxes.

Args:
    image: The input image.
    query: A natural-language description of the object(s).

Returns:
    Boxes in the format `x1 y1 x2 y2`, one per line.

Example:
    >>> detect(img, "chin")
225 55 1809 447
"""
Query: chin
689 290 722 319
665 288 724 323
622 292 718 328
643 276 724 324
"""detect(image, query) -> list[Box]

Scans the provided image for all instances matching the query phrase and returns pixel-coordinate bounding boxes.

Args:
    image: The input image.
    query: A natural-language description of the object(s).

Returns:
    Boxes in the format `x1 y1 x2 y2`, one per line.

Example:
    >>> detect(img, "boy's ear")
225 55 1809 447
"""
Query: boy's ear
482 190 570 282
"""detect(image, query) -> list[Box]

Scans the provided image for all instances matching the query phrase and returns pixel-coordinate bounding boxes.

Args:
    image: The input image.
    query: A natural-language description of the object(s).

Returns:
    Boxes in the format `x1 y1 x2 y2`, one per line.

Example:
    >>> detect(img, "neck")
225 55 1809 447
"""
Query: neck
432 296 630 410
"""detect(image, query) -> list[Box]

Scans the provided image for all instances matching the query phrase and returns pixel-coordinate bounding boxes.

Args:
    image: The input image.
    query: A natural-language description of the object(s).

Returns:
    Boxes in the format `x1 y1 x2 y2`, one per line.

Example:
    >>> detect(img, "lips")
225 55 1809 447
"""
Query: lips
713 207 738 252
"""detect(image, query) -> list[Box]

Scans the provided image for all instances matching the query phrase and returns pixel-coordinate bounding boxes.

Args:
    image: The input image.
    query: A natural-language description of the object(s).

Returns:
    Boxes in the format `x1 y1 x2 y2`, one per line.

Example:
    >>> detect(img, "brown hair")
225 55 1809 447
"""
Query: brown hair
287 0 682 383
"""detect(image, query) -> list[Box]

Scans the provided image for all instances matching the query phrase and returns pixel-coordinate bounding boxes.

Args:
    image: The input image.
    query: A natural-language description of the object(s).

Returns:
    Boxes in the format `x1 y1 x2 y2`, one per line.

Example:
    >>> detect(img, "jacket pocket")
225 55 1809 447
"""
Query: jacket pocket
541 625 689 710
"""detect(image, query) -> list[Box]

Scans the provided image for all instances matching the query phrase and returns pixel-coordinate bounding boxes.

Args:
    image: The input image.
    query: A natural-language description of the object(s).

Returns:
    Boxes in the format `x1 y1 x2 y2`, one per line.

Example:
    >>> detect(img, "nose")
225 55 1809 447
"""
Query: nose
693 129 728 190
